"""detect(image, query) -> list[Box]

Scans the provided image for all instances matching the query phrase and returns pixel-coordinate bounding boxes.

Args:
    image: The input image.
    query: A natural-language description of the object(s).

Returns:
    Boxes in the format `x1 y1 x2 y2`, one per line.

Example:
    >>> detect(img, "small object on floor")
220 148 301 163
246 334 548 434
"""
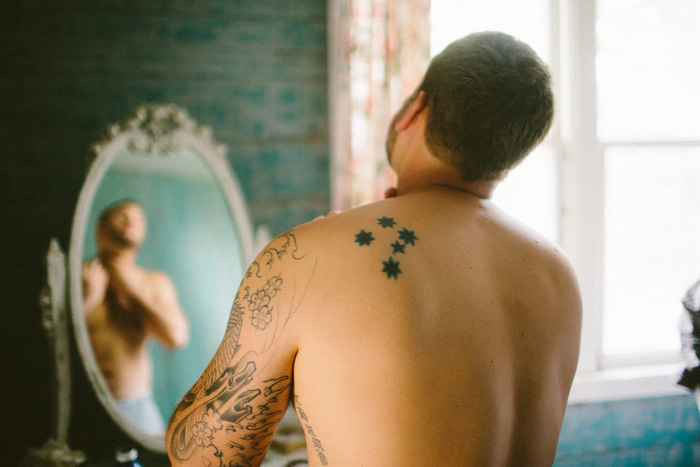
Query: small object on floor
115 447 143 467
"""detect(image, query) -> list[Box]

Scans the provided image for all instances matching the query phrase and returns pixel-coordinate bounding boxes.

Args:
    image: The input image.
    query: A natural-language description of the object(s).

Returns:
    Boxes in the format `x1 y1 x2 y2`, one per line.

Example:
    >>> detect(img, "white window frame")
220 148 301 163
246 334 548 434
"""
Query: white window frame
557 0 687 403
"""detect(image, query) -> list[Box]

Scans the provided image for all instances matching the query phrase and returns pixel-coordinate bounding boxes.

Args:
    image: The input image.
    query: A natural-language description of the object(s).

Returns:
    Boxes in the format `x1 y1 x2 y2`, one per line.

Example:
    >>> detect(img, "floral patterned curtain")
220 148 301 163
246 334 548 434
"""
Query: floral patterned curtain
329 0 431 210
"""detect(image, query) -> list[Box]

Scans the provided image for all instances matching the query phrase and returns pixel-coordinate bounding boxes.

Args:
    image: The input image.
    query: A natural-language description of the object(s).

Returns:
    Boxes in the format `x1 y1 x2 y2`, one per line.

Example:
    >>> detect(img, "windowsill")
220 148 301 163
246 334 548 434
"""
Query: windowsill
568 362 691 405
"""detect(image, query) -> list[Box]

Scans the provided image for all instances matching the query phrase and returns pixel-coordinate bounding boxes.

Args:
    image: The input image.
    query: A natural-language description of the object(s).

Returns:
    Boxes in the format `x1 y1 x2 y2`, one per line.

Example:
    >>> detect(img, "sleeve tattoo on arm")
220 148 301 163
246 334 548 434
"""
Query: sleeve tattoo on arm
168 231 314 467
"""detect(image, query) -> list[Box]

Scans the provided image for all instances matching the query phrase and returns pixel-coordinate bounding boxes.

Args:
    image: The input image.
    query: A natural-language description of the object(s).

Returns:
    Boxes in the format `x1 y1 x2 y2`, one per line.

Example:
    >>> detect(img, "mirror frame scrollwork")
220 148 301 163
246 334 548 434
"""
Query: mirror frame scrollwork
68 104 255 453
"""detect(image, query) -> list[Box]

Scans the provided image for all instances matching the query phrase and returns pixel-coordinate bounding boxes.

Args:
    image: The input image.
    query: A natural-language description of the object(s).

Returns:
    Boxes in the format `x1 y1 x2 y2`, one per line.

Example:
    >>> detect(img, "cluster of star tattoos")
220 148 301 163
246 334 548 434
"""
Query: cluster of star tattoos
354 217 419 280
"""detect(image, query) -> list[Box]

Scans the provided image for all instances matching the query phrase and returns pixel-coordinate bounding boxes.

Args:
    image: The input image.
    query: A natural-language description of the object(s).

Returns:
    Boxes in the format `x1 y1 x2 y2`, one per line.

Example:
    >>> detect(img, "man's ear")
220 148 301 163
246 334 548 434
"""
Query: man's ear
394 91 428 132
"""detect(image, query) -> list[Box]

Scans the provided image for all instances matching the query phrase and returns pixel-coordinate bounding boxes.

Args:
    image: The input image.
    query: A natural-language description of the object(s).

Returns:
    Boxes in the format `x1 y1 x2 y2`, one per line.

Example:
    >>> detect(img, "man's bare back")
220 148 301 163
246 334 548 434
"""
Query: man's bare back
291 188 580 466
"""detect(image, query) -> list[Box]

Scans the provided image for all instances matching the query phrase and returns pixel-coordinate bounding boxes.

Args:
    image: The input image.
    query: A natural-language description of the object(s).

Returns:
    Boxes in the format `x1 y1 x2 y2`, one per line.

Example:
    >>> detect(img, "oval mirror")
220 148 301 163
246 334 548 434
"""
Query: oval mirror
69 104 255 452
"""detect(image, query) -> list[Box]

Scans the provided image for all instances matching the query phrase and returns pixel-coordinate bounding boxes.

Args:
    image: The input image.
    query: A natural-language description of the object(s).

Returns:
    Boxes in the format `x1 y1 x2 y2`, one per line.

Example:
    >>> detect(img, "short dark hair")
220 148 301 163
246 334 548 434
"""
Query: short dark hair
98 199 140 224
419 31 554 180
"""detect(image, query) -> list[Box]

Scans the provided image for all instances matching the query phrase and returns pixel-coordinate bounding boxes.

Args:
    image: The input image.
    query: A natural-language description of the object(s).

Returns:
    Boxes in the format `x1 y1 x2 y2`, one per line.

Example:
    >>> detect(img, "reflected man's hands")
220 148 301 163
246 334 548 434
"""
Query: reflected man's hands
102 261 137 297
82 258 108 313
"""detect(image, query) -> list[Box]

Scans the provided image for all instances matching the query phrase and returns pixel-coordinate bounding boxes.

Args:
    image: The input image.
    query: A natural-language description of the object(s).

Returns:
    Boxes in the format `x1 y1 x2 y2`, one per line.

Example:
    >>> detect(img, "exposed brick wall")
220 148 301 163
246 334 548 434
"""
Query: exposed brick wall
0 1 328 463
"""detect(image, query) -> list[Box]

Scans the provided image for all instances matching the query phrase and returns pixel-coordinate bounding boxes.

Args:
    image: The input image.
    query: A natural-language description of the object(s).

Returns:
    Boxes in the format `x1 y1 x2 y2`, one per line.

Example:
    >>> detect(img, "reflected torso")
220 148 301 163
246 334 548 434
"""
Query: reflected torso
86 280 153 400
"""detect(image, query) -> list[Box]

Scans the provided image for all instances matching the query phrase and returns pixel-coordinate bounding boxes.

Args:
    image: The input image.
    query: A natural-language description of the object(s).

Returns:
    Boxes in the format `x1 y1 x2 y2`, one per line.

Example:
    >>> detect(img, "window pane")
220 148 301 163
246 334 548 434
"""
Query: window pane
492 145 558 242
596 0 700 141
430 0 550 63
603 145 700 357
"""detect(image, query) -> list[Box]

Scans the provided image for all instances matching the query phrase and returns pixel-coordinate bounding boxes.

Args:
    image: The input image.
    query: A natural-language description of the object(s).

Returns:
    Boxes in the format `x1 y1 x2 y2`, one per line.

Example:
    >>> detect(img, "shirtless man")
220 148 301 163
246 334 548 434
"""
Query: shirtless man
83 200 189 435
167 31 581 466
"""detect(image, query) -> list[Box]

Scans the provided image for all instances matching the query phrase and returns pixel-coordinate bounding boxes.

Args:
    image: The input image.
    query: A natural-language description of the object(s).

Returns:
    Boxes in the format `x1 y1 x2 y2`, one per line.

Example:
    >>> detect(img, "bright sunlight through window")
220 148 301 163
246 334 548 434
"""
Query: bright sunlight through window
431 0 700 364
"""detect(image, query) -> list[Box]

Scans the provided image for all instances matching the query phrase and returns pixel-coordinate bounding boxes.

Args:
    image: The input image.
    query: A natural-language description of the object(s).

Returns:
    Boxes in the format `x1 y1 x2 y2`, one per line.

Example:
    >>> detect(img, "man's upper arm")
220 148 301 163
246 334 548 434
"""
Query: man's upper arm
166 230 315 467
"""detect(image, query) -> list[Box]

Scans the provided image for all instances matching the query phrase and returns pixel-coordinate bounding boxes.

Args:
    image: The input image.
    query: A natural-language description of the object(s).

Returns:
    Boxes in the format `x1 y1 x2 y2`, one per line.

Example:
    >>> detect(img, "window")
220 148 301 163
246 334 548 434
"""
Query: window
431 0 700 398
596 0 700 362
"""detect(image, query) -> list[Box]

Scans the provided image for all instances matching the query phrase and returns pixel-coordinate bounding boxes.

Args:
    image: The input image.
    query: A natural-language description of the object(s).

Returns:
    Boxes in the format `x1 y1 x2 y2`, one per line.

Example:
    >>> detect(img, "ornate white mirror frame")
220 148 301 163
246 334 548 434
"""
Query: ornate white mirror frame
67 104 256 453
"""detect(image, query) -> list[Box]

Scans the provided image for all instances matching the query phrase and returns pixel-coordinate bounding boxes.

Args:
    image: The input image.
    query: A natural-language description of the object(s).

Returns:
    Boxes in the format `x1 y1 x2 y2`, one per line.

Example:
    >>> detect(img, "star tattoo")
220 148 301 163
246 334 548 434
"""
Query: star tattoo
391 241 406 254
354 230 375 246
377 216 396 228
398 228 418 245
382 257 402 280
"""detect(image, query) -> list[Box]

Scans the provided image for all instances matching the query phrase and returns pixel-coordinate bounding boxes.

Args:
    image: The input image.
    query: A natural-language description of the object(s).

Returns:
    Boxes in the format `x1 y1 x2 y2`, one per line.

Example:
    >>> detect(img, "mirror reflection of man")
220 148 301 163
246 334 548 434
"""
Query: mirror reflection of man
82 200 189 435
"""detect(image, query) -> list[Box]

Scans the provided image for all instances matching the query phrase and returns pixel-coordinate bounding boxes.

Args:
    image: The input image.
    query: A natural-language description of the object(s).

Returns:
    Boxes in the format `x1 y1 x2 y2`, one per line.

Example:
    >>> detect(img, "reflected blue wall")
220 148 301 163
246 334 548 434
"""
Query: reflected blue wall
84 169 245 419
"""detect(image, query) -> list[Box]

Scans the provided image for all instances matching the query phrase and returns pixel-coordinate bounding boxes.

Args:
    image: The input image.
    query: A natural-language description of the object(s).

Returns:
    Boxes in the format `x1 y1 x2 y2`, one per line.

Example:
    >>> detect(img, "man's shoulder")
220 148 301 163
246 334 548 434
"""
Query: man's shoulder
293 198 404 243
494 211 581 318
488 203 574 269
139 268 177 293
251 200 407 285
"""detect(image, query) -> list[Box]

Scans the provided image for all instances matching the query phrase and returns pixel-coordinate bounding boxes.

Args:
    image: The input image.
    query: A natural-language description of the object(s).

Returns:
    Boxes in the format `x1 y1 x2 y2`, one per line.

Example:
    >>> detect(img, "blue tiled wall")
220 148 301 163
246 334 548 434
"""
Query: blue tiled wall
556 395 700 466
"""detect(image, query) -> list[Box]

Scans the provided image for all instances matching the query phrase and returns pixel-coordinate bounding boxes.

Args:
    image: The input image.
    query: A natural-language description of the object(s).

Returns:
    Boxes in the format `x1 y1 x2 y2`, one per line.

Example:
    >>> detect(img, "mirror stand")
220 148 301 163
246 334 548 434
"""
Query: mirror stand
25 239 86 467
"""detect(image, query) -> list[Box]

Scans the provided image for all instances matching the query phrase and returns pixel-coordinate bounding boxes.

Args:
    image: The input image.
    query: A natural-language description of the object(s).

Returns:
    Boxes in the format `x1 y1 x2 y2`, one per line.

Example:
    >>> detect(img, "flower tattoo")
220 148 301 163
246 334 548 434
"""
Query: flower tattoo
251 306 273 330
249 291 271 312
202 408 223 432
192 421 214 448
246 275 283 330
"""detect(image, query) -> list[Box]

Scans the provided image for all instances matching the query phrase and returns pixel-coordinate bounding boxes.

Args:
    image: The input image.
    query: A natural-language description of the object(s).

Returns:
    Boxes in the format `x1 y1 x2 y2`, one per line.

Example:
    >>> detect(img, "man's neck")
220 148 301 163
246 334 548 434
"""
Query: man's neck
99 248 138 267
394 163 498 200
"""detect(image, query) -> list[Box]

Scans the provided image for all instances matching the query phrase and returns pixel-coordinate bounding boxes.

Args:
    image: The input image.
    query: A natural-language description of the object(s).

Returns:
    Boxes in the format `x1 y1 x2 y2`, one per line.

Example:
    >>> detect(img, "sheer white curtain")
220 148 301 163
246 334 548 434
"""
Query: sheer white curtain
328 0 431 210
